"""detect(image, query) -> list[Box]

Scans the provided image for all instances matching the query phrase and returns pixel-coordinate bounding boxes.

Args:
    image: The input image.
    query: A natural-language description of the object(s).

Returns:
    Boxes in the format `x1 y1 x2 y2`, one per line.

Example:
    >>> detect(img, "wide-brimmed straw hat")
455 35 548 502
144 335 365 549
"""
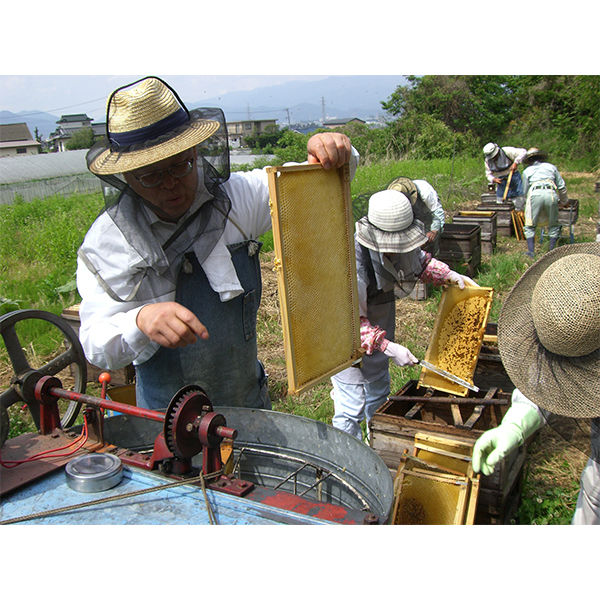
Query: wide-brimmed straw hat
523 147 548 165
498 243 600 418
483 142 499 159
386 176 419 206
88 77 220 175
355 189 428 254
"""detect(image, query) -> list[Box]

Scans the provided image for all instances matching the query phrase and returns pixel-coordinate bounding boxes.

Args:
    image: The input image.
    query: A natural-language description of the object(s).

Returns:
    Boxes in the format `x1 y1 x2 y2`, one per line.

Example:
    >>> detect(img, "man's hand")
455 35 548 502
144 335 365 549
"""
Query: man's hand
307 132 352 169
426 230 438 242
493 177 502 184
136 301 209 348
510 162 518 172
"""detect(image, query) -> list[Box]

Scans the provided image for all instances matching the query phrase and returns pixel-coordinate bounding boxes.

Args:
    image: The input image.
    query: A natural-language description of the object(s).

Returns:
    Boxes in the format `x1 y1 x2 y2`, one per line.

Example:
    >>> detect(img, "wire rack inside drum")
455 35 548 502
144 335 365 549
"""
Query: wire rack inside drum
230 445 371 511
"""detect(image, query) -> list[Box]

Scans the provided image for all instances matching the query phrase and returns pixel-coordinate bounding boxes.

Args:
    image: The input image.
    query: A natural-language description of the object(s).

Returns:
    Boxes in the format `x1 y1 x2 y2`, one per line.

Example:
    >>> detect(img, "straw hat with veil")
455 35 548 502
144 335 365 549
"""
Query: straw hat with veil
81 76 234 303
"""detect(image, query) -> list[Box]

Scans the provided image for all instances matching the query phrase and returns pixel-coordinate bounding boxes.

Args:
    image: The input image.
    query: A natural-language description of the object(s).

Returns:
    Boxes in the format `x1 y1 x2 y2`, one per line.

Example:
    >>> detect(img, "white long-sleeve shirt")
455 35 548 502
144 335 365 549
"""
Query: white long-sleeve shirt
413 179 445 232
77 168 273 370
77 150 359 371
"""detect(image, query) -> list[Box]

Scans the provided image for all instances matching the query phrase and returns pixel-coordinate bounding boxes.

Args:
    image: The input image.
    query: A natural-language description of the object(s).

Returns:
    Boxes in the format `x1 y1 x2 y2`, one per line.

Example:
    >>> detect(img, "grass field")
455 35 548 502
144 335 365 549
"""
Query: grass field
1 156 598 523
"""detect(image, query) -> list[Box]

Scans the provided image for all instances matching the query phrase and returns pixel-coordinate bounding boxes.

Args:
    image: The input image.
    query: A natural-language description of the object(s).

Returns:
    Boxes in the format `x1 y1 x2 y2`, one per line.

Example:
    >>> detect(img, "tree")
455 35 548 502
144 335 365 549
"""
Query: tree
273 130 310 164
380 75 599 166
381 75 519 140
245 124 284 150
66 127 95 150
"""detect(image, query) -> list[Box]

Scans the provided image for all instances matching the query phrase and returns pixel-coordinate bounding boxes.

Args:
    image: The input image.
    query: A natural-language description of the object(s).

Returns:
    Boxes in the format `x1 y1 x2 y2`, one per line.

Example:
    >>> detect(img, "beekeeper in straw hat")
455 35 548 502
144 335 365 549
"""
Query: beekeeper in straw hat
330 189 478 441
483 142 527 202
472 242 600 524
78 76 358 410
386 176 446 257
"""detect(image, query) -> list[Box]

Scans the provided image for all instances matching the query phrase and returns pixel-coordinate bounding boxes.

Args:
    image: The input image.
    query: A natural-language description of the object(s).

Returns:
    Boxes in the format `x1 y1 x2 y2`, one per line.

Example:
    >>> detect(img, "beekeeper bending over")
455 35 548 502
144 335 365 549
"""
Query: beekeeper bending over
330 189 478 441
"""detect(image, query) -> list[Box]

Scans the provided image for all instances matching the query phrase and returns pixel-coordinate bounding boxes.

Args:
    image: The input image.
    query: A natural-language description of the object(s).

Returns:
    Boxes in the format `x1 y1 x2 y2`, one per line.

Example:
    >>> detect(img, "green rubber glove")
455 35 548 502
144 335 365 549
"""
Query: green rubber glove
472 401 542 476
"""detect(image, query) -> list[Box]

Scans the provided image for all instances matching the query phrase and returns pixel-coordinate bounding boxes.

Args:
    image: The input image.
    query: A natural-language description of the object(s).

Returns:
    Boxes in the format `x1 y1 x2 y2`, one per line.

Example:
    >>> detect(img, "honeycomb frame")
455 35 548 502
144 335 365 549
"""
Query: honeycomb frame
266 163 363 395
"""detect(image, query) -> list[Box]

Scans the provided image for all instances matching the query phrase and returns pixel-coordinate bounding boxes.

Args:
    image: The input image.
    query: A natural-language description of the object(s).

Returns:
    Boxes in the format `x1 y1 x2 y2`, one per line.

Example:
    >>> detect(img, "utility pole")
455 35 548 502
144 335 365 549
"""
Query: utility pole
246 104 251 120
321 96 326 124
285 108 291 126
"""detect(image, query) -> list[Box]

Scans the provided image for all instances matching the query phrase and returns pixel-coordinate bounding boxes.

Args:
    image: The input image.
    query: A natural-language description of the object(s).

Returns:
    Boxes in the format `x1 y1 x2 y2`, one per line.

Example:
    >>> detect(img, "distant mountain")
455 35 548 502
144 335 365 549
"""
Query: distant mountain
189 75 407 125
0 110 60 140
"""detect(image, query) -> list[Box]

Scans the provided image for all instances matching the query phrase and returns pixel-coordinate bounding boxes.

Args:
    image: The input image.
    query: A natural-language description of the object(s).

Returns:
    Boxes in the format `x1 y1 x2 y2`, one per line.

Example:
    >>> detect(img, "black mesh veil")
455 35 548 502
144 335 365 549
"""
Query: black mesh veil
520 336 599 466
82 99 233 303
543 413 597 465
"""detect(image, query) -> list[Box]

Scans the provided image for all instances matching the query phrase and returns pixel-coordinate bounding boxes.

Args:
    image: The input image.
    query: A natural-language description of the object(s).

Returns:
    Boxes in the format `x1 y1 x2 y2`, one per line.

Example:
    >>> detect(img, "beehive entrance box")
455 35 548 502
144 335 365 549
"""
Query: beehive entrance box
418 284 494 396
266 163 362 395
438 223 482 277
452 210 497 255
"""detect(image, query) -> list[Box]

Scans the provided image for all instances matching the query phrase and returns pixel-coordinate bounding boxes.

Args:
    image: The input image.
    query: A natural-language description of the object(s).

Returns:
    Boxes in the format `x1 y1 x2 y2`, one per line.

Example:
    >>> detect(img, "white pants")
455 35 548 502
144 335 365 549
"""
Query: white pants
330 374 390 441
572 458 600 525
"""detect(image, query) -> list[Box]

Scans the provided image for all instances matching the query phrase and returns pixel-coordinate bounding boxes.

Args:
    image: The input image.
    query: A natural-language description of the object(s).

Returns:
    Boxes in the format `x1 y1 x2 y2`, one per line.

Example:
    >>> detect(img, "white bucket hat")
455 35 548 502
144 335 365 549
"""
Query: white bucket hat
355 189 427 253
483 142 499 159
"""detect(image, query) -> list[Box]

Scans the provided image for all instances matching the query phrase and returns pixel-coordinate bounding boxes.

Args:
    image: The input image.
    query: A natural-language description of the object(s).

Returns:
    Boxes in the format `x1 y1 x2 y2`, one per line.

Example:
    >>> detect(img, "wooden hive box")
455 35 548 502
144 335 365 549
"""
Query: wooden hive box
370 380 526 524
438 223 482 277
557 198 579 226
452 210 497 255
480 192 497 203
476 200 515 237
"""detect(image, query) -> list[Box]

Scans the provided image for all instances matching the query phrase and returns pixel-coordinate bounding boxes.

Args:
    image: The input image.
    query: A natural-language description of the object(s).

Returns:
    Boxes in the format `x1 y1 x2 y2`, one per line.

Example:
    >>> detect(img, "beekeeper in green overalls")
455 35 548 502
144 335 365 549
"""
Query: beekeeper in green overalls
521 148 569 257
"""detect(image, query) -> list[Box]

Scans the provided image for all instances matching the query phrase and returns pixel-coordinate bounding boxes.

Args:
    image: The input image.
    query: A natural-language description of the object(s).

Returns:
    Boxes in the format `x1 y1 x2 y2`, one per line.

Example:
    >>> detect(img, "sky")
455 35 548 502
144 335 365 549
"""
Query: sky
0 75 330 120
2 2 597 121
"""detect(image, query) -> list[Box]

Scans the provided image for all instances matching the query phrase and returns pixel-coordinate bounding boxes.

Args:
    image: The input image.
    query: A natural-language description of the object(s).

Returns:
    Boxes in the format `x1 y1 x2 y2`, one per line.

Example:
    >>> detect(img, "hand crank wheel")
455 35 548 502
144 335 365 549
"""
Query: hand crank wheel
0 309 87 442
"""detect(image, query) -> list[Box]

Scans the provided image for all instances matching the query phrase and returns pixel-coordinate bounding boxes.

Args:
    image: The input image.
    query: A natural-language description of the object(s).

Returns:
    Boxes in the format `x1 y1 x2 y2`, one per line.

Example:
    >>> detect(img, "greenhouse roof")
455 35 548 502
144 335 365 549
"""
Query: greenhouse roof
0 150 90 184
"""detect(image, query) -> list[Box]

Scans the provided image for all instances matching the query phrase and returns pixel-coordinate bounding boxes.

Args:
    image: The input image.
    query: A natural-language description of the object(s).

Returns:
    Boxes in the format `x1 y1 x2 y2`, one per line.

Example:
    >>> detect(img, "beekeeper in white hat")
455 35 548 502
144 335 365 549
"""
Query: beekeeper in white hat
330 189 478 441
483 142 527 202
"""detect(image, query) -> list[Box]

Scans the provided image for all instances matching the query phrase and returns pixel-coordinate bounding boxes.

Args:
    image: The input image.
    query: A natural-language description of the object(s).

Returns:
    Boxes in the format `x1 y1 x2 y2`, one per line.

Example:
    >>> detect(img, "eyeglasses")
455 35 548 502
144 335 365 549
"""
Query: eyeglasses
133 157 195 188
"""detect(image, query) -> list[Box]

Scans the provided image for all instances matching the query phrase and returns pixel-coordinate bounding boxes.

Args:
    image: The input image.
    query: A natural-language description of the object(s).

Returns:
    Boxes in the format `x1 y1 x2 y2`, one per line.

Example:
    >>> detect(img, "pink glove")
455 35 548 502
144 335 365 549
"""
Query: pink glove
446 271 478 289
383 341 418 367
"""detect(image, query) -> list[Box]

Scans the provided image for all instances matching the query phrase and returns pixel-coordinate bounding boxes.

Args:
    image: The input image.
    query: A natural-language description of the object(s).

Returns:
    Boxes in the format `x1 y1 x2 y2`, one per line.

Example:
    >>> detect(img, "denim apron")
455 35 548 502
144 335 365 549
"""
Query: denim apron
135 240 270 410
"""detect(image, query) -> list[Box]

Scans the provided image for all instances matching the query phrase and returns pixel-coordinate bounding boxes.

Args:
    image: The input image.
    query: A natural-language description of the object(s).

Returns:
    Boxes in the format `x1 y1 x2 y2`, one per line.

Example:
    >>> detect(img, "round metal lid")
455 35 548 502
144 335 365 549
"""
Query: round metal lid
65 453 123 493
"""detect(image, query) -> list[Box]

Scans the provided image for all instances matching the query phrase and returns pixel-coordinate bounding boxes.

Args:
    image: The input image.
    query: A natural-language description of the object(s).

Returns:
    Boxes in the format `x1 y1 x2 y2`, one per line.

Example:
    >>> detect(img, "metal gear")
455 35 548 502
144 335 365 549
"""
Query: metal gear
163 385 212 459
